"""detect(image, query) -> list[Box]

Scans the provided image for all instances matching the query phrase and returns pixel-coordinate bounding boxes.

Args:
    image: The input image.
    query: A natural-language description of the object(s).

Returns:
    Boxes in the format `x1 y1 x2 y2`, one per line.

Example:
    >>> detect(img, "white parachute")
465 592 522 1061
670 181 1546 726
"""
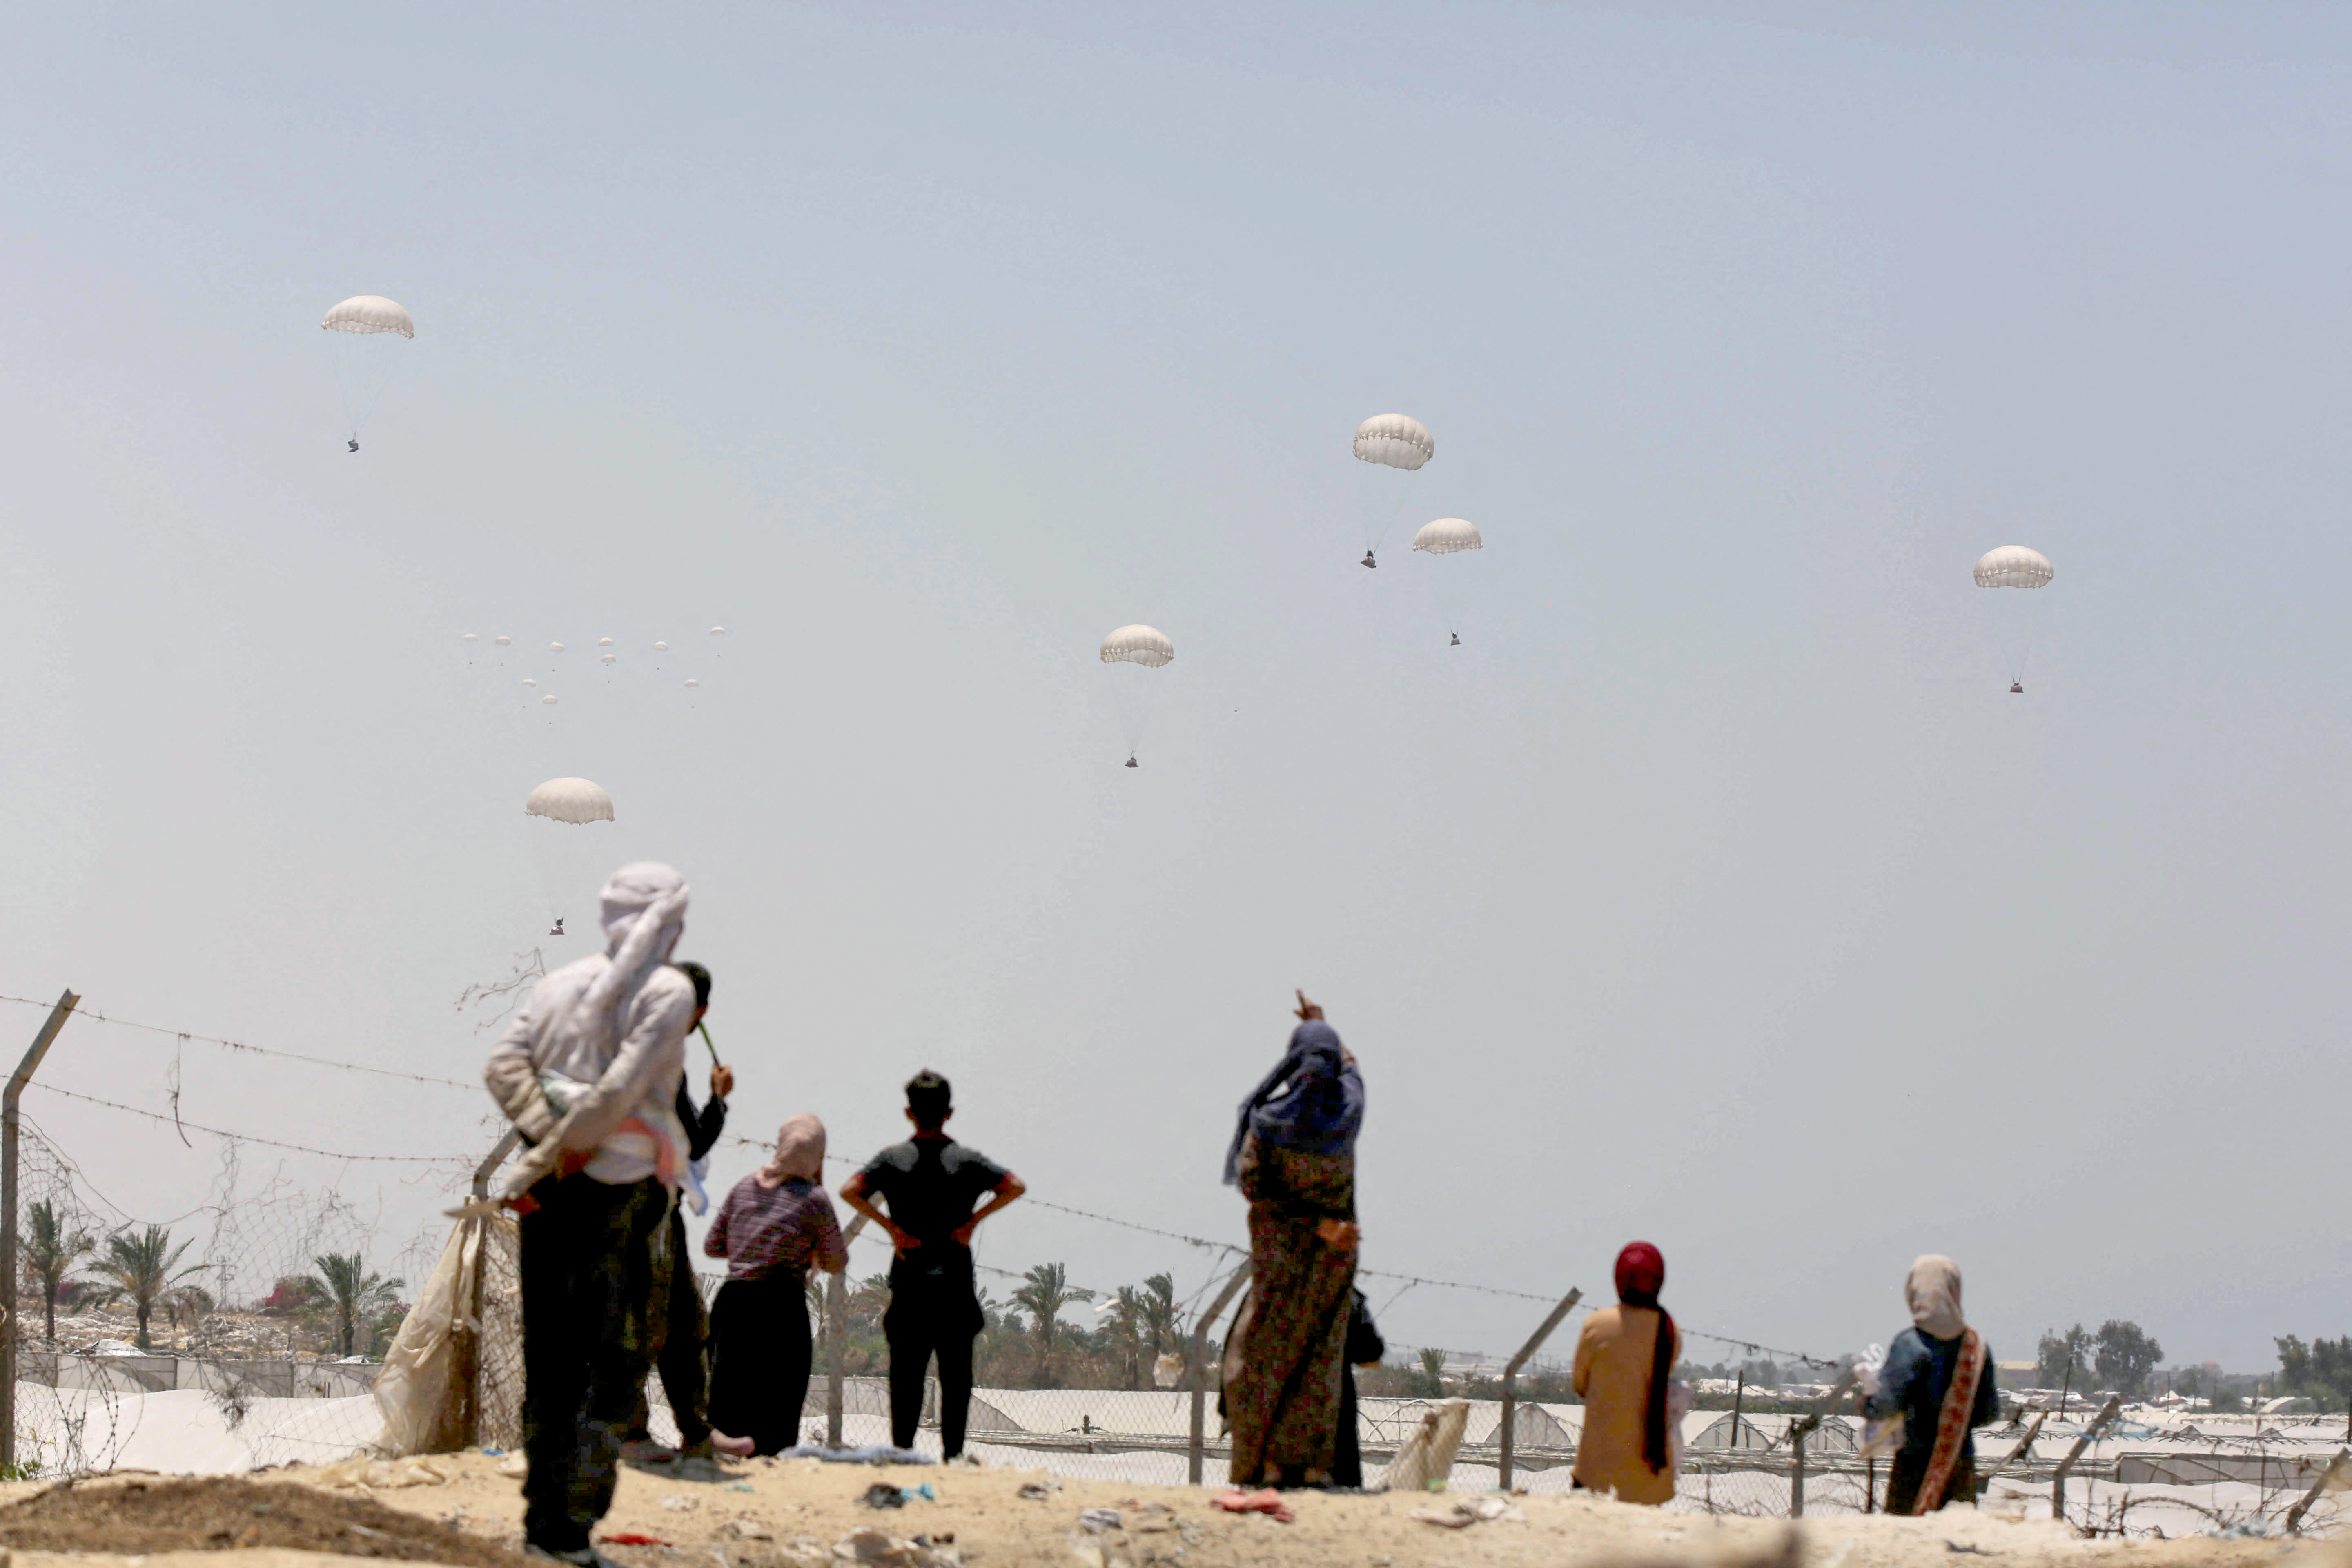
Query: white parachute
1100 625 1173 766
1354 414 1434 471
526 777 615 824
1352 414 1434 566
1099 624 1175 668
1412 517 1482 554
1974 546 2054 589
523 778 613 931
1974 546 2056 691
323 296 415 337
320 296 413 450
1413 519 1484 644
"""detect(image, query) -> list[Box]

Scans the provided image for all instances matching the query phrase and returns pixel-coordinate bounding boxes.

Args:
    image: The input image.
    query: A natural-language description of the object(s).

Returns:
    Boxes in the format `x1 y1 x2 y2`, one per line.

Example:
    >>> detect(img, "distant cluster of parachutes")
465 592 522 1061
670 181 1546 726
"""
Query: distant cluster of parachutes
458 627 724 710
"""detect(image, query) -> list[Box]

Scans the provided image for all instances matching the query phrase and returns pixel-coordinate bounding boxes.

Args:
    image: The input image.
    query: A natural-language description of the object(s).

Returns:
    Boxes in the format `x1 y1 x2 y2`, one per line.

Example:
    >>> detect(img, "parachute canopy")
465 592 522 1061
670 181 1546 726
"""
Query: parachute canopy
1413 517 1483 554
1354 414 1434 472
1100 625 1174 668
597 637 614 647
494 636 511 646
1974 546 2054 589
526 778 612 824
654 641 669 652
461 633 478 642
321 296 415 337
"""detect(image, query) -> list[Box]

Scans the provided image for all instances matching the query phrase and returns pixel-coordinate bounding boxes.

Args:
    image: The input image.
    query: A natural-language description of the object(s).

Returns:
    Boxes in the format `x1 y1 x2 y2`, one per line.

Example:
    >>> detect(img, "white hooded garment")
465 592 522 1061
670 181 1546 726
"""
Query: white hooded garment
485 862 694 1195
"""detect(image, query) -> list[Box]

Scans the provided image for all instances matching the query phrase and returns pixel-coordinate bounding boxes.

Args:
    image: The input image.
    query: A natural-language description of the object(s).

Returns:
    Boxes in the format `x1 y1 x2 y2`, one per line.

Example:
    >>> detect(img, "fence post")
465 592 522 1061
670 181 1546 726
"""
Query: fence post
1186 1263 1251 1485
826 1214 869 1446
2 988 78 1476
2285 1445 2348 1535
1982 1410 2046 1488
458 1129 520 1448
1783 1367 1858 1519
2050 1394 2121 1526
1496 1287 1581 1491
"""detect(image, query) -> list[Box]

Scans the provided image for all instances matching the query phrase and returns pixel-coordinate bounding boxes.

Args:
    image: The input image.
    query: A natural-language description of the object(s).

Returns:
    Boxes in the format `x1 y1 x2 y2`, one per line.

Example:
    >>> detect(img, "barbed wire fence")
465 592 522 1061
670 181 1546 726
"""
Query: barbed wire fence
4 989 2345 1537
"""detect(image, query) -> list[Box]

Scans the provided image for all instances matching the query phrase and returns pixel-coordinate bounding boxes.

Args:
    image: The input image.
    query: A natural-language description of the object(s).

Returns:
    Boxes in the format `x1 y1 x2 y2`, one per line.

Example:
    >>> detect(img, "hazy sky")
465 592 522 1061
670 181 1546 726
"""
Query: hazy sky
6 2 2351 1374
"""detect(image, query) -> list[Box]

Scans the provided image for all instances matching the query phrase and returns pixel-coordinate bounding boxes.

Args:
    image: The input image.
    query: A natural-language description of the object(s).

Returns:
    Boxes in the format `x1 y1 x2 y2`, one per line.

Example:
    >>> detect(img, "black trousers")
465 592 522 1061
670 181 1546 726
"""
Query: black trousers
622 1209 711 1448
519 1176 664 1553
884 1297 977 1457
1332 1363 1363 1488
707 1273 813 1456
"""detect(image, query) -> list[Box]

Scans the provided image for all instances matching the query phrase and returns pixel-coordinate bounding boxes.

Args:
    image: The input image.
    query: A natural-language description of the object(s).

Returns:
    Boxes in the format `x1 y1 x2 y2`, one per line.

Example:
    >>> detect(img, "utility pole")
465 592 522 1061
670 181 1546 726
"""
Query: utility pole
2 989 80 1474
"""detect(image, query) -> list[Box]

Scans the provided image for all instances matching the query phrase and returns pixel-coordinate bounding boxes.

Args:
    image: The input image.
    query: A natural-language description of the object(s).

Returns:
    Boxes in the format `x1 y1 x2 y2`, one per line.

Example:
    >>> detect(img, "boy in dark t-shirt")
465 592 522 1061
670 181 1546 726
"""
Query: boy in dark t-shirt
840 1070 1024 1458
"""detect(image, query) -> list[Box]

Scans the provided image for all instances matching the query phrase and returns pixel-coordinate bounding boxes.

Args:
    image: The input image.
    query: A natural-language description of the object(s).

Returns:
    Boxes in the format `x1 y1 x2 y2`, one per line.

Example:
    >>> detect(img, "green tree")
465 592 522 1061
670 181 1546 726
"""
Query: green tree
19 1199 94 1343
2094 1320 2165 1396
1140 1272 1182 1356
1010 1263 1093 1384
304 1252 405 1358
2037 1324 2092 1389
1417 1346 1448 1397
91 1225 205 1350
2276 1336 2352 1409
1104 1285 1148 1388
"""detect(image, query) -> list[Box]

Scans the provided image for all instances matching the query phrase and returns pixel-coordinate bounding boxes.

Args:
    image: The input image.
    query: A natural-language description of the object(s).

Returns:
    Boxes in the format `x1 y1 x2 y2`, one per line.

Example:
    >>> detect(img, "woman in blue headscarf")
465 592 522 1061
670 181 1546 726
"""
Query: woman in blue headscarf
1221 991 1366 1488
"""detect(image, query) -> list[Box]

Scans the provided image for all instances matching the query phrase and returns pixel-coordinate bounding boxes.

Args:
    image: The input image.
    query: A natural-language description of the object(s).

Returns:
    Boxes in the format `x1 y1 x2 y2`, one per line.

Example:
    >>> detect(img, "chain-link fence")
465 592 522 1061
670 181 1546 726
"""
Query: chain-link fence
6 989 2345 1541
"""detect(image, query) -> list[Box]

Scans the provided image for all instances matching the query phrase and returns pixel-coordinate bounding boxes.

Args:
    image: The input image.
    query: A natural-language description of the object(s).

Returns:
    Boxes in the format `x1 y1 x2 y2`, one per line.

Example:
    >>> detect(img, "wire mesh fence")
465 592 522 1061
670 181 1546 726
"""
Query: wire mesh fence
6 989 2348 1540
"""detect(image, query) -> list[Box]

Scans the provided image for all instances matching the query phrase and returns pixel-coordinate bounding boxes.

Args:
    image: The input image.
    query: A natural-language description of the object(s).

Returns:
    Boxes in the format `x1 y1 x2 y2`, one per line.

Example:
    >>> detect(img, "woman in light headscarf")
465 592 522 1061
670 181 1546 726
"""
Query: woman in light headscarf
1862 1255 1999 1513
1221 991 1365 1488
704 1114 848 1456
1571 1242 1682 1504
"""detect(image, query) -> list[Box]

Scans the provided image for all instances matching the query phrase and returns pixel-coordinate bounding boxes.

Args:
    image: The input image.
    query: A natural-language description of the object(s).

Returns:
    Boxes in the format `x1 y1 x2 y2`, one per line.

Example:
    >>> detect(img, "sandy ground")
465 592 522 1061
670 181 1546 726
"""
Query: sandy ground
1 1450 2334 1568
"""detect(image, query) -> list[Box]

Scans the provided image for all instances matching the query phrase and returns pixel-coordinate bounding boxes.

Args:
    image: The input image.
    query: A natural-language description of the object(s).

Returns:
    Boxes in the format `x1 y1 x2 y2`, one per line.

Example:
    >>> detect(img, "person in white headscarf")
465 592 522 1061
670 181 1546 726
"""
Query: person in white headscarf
484 862 697 1566
1861 1255 2000 1515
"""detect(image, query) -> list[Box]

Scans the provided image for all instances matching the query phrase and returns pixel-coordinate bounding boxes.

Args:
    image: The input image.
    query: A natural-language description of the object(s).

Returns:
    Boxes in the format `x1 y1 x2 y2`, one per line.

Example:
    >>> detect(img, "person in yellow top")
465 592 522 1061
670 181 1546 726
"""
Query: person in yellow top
1571 1241 1681 1505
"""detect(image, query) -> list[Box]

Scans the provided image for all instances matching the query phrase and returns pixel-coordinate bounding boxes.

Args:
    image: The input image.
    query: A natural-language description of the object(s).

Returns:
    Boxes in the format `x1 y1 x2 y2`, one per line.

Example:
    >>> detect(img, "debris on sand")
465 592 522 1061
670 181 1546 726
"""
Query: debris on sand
1410 1496 1527 1528
1212 1487 1294 1524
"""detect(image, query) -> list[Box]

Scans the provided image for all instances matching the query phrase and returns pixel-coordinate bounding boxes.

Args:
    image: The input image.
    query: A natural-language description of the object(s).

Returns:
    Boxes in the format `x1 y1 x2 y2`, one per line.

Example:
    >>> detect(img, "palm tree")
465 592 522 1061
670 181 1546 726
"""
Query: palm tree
1417 1346 1448 1398
1140 1272 1182 1356
20 1199 94 1343
1009 1263 1093 1385
1104 1286 1147 1388
304 1253 405 1358
91 1225 205 1350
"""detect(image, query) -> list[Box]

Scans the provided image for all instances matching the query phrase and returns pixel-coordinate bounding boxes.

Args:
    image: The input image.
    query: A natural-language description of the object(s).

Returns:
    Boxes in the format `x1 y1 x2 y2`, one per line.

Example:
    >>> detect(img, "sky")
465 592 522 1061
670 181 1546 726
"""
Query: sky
4 2 2351 1375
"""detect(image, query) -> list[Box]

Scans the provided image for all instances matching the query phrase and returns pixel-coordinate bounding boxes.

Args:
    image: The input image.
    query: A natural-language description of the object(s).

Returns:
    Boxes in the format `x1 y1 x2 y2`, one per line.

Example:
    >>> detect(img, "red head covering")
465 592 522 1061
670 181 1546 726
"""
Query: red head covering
1615 1241 1665 1306
1612 1241 1675 1475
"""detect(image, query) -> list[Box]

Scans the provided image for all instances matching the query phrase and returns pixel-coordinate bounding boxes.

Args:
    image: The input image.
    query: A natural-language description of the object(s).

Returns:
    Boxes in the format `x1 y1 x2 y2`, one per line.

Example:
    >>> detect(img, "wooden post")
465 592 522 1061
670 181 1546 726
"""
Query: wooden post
1790 1423 1806 1517
1784 1368 1858 1520
2050 1394 2121 1525
2285 1446 2348 1535
1186 1263 1251 1485
1496 1288 1581 1490
825 1214 869 1446
1981 1411 2046 1486
459 1128 520 1448
1731 1371 1746 1449
2 989 78 1475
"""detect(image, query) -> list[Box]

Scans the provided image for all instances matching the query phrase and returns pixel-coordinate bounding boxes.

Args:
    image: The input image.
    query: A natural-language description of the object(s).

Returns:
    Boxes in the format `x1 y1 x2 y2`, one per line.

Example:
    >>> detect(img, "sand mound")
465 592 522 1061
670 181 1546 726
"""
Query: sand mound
0 1475 522 1566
